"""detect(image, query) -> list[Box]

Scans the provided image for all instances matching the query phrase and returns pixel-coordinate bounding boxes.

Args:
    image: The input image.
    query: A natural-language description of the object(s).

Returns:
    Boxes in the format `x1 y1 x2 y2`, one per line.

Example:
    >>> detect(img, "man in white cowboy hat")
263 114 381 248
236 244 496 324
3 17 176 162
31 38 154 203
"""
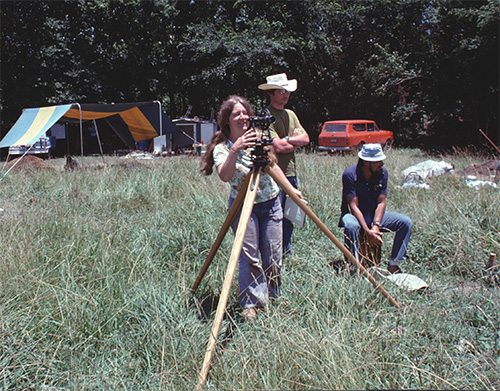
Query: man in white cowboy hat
339 143 413 274
258 73 310 256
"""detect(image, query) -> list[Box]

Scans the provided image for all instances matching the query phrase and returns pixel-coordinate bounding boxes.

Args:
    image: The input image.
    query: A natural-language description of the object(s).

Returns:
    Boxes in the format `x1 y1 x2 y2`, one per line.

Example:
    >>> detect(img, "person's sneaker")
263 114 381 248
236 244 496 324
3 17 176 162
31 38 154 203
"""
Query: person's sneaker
387 264 402 274
241 307 257 321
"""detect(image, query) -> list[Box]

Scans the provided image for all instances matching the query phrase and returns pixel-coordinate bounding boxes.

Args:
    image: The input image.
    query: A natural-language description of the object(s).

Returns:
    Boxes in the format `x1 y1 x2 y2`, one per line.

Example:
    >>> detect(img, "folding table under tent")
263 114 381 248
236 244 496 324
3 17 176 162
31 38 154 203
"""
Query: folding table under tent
0 101 180 157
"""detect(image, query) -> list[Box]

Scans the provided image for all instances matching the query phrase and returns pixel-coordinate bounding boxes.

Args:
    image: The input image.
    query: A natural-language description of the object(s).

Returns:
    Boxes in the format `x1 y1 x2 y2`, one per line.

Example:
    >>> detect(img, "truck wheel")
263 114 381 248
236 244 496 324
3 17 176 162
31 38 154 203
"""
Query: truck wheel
356 142 365 152
383 139 393 151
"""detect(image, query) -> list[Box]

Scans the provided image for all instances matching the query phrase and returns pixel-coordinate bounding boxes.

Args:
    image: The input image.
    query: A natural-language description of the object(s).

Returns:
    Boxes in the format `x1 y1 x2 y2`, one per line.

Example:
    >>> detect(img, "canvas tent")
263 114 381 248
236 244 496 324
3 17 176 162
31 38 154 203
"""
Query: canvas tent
0 101 180 156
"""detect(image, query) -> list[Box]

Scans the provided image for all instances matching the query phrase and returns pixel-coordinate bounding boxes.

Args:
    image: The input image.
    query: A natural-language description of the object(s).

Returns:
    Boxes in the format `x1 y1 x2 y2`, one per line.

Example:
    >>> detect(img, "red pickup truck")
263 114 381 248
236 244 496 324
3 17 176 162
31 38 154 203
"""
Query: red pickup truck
318 120 393 152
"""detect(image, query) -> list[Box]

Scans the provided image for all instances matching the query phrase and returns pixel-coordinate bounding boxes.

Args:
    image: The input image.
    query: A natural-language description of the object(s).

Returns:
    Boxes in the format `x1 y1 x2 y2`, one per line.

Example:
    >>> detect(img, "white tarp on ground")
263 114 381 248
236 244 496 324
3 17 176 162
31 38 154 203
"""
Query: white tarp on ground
368 267 429 291
464 179 498 189
397 160 455 189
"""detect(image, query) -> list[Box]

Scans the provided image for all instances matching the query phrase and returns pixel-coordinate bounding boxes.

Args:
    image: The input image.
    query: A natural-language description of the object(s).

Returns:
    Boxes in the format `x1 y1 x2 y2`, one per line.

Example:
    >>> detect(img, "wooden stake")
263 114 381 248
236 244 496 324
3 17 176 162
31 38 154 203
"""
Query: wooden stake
479 128 500 154
266 165 400 308
196 168 262 390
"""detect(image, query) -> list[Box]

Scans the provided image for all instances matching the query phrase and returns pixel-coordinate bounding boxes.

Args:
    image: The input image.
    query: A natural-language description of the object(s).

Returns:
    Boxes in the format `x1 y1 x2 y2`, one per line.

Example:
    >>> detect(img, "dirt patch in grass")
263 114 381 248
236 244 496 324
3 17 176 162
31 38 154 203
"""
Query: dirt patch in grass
4 155 55 171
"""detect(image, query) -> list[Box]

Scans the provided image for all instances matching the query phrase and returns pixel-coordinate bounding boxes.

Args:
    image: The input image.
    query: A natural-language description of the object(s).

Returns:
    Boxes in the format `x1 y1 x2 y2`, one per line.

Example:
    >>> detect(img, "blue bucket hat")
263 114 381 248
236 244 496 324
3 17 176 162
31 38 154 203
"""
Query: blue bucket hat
358 143 386 162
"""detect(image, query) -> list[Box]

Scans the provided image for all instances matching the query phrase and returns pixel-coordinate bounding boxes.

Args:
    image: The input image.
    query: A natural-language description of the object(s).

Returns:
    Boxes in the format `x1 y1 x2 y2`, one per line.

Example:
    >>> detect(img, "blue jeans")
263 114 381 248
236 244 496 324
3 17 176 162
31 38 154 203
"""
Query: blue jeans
341 212 412 266
229 196 283 309
279 176 298 255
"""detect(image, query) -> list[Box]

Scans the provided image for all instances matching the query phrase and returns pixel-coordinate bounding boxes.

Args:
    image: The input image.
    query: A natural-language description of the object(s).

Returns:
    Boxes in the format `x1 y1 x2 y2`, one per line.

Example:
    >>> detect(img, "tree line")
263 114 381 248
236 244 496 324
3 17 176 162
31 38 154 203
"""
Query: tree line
1 0 498 150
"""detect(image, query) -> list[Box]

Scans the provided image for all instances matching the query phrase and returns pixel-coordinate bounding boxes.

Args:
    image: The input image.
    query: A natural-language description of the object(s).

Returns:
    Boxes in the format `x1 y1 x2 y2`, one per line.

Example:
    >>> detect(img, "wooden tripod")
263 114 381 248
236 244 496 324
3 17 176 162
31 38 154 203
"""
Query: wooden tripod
195 167 262 390
193 163 400 390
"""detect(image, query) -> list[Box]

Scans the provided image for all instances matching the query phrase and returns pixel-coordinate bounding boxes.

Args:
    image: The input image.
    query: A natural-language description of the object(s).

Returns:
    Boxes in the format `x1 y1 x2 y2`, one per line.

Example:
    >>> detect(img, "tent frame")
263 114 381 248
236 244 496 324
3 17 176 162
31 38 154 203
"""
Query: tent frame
1 100 168 163
73 101 163 157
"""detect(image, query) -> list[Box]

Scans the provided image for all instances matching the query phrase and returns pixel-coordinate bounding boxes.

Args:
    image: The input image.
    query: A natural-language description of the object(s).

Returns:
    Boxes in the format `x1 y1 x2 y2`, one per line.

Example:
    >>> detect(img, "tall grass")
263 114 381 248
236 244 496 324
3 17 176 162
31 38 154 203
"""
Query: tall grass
0 150 498 390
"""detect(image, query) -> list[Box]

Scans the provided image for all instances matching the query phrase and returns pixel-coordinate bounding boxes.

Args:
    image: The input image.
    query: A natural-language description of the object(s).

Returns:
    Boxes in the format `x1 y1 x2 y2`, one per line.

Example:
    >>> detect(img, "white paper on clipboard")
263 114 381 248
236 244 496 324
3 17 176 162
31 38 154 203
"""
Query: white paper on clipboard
284 197 308 227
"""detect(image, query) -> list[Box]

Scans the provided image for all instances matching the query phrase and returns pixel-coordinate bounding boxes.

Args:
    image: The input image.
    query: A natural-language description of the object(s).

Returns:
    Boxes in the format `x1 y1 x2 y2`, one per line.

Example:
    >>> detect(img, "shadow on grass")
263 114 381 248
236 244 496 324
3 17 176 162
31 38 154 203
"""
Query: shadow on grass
190 289 240 352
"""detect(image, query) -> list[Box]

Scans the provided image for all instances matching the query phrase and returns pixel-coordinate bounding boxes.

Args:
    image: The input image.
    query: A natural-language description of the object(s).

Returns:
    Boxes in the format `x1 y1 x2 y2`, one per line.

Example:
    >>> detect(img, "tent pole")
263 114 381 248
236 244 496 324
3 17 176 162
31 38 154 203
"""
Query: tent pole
155 100 162 136
3 144 34 177
75 103 83 157
66 124 70 155
93 120 106 165
2 150 12 171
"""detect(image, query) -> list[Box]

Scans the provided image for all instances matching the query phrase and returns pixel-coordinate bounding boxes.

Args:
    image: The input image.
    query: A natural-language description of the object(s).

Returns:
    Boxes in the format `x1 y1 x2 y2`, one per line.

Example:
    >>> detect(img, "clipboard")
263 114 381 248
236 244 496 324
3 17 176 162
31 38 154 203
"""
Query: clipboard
284 196 308 227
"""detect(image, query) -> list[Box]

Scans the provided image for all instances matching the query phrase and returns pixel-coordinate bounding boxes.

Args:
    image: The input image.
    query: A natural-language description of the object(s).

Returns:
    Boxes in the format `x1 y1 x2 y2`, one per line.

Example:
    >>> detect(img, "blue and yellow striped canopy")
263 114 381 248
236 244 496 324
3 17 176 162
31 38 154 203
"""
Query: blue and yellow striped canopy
0 102 179 149
0 105 72 148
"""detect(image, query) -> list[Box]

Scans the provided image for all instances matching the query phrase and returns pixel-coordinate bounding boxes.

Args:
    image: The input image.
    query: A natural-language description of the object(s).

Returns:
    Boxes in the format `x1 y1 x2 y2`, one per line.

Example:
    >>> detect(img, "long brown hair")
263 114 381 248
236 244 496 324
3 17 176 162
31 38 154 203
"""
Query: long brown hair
200 95 254 175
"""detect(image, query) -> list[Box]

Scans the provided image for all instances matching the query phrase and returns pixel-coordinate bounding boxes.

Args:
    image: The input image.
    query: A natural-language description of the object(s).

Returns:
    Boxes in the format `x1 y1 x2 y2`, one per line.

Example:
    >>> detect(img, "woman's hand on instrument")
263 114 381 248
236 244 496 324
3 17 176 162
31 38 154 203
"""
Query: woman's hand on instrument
231 130 257 152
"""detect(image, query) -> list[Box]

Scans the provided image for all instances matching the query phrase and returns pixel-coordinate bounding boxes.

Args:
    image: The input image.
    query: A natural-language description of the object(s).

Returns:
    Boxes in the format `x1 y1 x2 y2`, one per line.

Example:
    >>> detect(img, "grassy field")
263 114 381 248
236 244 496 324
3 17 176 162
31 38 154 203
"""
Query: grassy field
0 148 498 390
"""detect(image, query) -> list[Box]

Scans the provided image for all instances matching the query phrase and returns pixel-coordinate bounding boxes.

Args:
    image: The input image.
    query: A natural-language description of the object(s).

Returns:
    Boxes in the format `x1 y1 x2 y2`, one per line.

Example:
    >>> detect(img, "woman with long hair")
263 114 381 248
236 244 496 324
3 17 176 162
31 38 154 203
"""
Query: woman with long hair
201 95 301 320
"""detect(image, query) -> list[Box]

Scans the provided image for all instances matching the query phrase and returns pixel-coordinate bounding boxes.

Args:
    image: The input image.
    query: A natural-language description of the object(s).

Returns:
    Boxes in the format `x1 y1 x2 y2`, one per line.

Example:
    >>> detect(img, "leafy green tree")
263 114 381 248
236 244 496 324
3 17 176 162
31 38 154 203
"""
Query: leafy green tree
347 0 499 146
1 0 498 149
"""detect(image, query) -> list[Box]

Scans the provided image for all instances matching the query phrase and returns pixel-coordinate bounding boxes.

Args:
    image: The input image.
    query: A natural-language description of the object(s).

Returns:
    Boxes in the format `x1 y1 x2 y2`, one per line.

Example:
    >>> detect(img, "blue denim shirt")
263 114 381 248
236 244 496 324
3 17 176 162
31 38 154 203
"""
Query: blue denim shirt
340 163 388 226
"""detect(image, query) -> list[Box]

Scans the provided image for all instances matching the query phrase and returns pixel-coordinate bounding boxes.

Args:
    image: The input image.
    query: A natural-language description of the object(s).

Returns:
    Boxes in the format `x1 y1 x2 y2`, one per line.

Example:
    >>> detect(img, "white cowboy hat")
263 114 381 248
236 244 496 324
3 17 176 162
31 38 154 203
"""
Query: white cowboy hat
258 73 297 92
358 143 387 161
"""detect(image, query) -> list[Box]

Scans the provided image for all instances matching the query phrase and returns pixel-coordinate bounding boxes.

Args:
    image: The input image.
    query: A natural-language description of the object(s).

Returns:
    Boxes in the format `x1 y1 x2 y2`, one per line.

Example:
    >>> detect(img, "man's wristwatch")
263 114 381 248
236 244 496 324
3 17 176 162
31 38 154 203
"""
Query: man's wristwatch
372 221 381 228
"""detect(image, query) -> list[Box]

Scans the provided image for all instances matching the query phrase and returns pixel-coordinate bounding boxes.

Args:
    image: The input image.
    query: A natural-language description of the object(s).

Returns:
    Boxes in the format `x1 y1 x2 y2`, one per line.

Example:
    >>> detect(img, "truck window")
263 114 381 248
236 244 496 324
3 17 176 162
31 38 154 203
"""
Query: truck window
353 124 366 132
323 124 346 133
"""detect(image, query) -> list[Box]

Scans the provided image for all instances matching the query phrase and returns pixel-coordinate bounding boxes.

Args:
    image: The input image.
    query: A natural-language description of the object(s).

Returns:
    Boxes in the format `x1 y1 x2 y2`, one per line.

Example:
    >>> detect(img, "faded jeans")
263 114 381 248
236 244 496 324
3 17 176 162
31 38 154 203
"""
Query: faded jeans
341 211 412 266
279 175 298 255
229 195 283 309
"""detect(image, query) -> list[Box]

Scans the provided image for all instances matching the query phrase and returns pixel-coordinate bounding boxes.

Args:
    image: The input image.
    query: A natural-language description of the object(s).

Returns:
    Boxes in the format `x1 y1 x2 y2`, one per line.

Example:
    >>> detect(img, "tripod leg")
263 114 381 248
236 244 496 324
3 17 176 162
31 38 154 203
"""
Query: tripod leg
191 171 252 295
196 168 262 390
265 165 400 308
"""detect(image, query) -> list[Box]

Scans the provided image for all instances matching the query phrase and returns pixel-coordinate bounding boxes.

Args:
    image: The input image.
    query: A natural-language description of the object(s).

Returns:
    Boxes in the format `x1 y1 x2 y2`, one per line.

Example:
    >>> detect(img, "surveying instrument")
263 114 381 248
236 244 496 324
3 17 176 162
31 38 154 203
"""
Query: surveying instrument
192 110 400 390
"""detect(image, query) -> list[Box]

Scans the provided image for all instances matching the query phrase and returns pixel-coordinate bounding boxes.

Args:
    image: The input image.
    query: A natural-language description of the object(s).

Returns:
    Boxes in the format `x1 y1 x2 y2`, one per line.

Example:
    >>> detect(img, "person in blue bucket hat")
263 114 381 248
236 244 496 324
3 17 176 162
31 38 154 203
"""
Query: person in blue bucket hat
339 143 413 274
